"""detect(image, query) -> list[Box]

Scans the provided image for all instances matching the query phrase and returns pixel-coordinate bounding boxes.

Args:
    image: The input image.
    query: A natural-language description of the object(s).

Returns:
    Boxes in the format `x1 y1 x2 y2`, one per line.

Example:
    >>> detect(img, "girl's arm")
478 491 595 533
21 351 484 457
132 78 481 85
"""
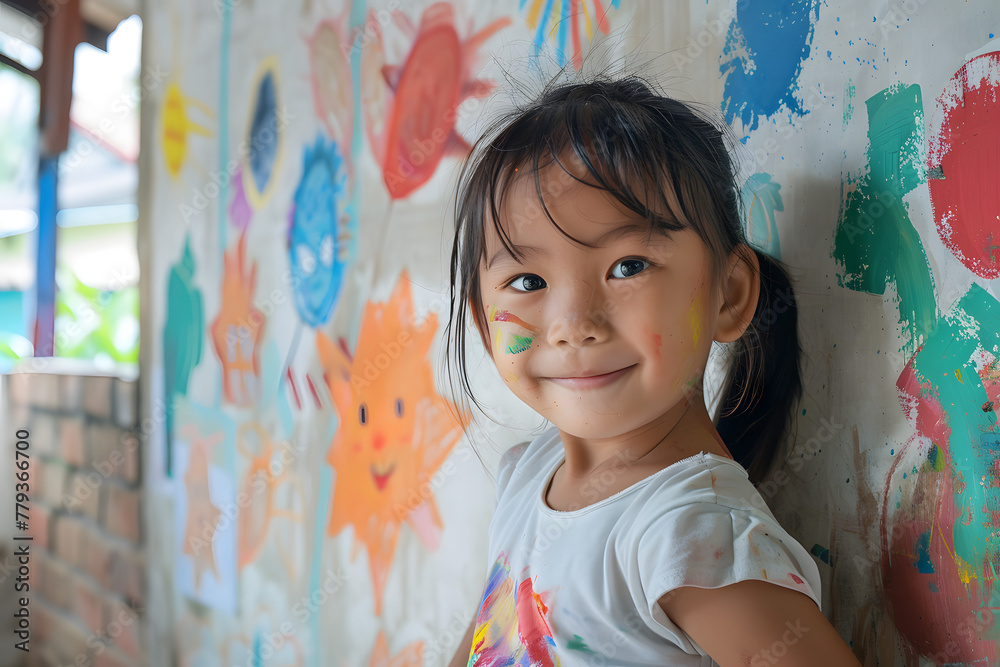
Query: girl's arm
447 616 476 667
659 580 863 667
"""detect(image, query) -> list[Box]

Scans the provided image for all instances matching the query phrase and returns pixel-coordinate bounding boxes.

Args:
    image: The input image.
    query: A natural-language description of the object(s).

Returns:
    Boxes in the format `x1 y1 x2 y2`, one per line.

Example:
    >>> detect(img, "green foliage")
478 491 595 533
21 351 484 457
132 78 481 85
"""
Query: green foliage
55 269 139 364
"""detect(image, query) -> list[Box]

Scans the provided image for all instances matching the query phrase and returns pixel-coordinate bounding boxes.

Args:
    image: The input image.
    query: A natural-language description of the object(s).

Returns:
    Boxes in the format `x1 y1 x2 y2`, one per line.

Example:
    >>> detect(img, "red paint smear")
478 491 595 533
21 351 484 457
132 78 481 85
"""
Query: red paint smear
378 4 510 200
988 457 1000 488
897 357 950 445
789 573 804 585
286 367 302 410
305 373 322 408
652 333 662 361
882 356 999 663
928 52 1000 278
570 0 582 70
515 578 556 667
980 357 1000 414
592 0 610 34
490 308 541 333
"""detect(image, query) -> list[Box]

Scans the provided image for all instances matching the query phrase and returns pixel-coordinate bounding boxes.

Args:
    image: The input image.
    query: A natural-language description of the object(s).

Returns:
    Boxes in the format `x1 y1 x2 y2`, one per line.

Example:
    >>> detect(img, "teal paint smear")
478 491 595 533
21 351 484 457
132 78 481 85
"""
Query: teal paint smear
163 234 204 477
252 630 262 667
308 463 333 667
831 83 938 359
218 0 232 259
567 635 596 653
506 334 533 354
741 172 783 260
911 284 1000 602
913 530 934 573
345 0 364 266
259 339 280 414
843 78 856 130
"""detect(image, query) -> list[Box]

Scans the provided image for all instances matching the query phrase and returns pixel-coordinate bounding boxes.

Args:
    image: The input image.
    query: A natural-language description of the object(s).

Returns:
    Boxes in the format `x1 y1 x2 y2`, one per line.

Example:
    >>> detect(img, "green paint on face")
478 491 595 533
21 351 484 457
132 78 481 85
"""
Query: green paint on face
506 333 533 354
831 83 938 359
911 283 1000 589
566 635 596 654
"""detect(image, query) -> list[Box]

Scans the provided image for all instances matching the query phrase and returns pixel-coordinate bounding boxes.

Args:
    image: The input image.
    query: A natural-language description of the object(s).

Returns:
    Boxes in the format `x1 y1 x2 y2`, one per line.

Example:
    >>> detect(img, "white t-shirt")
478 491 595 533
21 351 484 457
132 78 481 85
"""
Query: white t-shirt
467 426 822 666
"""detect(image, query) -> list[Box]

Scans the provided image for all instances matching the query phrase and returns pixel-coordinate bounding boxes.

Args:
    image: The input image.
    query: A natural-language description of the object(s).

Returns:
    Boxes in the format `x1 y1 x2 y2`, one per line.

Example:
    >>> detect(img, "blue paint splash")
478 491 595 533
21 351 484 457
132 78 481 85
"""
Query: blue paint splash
217 0 232 257
288 134 349 327
720 0 821 131
249 69 278 195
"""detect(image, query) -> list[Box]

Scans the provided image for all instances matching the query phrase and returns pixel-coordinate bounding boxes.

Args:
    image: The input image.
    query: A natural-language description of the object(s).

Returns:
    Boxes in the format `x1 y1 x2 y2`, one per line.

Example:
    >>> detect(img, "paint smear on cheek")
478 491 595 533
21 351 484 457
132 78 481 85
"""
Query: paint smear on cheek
651 333 662 361
489 305 540 355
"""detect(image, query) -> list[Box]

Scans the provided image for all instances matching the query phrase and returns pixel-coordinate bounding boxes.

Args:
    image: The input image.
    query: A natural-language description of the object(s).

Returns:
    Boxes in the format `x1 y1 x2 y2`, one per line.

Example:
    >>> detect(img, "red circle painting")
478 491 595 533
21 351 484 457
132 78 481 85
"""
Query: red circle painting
928 51 1000 278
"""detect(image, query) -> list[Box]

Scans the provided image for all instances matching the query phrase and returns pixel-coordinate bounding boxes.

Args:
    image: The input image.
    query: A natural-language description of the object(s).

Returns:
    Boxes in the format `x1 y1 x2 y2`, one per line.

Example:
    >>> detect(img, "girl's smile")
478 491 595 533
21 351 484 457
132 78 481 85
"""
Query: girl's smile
542 363 637 389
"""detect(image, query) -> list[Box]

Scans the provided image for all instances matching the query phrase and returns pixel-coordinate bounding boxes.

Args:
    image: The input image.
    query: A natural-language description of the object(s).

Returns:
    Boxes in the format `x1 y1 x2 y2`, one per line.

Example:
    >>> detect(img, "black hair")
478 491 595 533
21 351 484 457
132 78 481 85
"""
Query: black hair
442 73 802 485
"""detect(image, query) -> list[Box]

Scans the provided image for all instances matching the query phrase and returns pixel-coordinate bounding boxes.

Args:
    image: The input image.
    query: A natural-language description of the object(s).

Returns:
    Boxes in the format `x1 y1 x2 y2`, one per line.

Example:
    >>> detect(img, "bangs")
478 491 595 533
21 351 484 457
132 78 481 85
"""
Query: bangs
479 90 699 266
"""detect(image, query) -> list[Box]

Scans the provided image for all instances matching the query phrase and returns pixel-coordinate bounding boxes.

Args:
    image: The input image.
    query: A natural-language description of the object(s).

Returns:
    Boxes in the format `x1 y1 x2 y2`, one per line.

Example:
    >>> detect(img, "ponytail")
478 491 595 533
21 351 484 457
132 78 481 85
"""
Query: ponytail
714 247 803 486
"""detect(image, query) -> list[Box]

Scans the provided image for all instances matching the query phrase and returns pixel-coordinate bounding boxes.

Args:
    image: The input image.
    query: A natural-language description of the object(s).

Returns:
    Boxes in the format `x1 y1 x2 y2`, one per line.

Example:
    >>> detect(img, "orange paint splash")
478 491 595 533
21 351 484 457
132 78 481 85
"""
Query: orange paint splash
210 231 265 406
317 269 470 614
180 424 224 589
235 422 304 576
369 630 423 666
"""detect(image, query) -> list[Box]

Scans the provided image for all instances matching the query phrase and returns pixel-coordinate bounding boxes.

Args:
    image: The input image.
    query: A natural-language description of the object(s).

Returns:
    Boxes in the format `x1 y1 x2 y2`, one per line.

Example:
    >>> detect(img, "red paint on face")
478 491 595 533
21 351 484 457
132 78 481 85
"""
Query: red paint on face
928 52 1000 278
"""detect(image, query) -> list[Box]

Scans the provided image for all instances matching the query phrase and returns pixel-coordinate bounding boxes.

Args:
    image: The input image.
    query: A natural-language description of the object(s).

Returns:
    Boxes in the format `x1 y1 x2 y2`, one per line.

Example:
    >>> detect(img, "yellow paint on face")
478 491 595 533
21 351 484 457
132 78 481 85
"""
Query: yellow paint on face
487 304 538 356
689 291 703 348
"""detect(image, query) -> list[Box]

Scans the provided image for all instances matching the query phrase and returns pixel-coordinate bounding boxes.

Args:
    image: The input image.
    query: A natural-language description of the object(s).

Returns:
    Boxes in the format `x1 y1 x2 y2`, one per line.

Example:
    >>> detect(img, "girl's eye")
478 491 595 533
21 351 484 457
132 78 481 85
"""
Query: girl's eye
610 258 650 279
507 274 547 292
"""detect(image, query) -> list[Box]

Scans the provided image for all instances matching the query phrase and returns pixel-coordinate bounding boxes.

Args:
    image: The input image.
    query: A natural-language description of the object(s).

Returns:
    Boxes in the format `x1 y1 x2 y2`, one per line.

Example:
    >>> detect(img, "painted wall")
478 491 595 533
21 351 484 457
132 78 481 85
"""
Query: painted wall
139 1 1000 665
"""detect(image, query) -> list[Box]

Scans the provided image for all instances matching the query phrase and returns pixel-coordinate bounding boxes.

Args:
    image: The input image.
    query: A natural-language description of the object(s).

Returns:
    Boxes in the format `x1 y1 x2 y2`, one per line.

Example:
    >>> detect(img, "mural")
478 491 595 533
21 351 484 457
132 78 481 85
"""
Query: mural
363 2 511 199
316 270 470 615
142 0 1000 665
520 0 623 70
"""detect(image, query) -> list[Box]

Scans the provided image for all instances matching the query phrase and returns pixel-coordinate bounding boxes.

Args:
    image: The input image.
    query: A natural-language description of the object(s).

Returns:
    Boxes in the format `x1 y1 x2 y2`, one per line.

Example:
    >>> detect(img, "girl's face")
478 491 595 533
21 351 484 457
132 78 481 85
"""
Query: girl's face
476 159 724 440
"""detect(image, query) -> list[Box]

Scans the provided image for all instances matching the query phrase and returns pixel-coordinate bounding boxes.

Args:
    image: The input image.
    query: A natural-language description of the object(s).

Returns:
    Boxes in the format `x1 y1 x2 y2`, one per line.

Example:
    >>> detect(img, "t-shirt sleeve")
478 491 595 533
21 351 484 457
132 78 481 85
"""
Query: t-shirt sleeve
494 441 529 504
634 501 822 648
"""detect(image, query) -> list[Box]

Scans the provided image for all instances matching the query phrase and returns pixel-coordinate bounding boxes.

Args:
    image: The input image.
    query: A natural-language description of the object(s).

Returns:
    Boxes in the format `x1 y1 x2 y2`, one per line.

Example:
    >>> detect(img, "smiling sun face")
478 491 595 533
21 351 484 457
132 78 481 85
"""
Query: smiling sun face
317 269 469 614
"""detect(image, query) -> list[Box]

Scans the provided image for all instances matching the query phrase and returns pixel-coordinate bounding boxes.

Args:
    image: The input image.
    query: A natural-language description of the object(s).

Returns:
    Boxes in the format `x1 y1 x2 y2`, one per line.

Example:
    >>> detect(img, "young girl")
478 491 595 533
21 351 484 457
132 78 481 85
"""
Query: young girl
443 75 862 666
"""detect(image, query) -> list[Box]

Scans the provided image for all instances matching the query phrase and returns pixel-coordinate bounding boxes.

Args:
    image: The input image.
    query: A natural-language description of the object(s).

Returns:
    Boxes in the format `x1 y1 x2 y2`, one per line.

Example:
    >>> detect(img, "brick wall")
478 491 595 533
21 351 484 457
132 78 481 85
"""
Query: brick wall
3 371 146 667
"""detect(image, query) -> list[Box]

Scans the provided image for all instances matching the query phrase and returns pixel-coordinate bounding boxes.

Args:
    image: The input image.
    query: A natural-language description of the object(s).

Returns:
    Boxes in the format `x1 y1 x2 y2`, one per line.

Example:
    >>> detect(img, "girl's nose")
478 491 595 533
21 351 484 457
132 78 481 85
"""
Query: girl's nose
544 281 611 348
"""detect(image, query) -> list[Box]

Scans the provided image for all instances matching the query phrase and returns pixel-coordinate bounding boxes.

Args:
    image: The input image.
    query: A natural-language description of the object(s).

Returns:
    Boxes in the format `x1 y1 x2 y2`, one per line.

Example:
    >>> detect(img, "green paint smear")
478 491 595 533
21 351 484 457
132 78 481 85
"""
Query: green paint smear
842 78 855 130
506 334 533 354
741 172 783 260
924 444 943 472
911 283 1000 600
831 83 938 359
566 635 596 654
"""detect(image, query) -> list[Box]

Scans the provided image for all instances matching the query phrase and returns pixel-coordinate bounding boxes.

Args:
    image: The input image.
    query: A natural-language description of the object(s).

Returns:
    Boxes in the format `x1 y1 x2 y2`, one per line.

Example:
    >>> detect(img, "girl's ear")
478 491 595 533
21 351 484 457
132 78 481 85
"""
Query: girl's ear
713 244 760 344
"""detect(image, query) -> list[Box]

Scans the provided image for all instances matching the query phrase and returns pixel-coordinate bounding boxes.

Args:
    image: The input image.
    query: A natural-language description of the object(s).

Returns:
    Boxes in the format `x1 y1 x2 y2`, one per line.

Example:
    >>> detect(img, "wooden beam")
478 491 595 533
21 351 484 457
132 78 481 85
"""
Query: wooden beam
38 0 82 156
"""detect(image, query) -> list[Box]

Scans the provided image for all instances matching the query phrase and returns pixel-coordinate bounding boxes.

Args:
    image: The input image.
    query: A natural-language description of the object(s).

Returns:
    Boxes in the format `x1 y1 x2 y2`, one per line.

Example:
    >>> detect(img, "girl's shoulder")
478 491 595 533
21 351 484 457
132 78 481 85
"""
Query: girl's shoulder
494 425 562 498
